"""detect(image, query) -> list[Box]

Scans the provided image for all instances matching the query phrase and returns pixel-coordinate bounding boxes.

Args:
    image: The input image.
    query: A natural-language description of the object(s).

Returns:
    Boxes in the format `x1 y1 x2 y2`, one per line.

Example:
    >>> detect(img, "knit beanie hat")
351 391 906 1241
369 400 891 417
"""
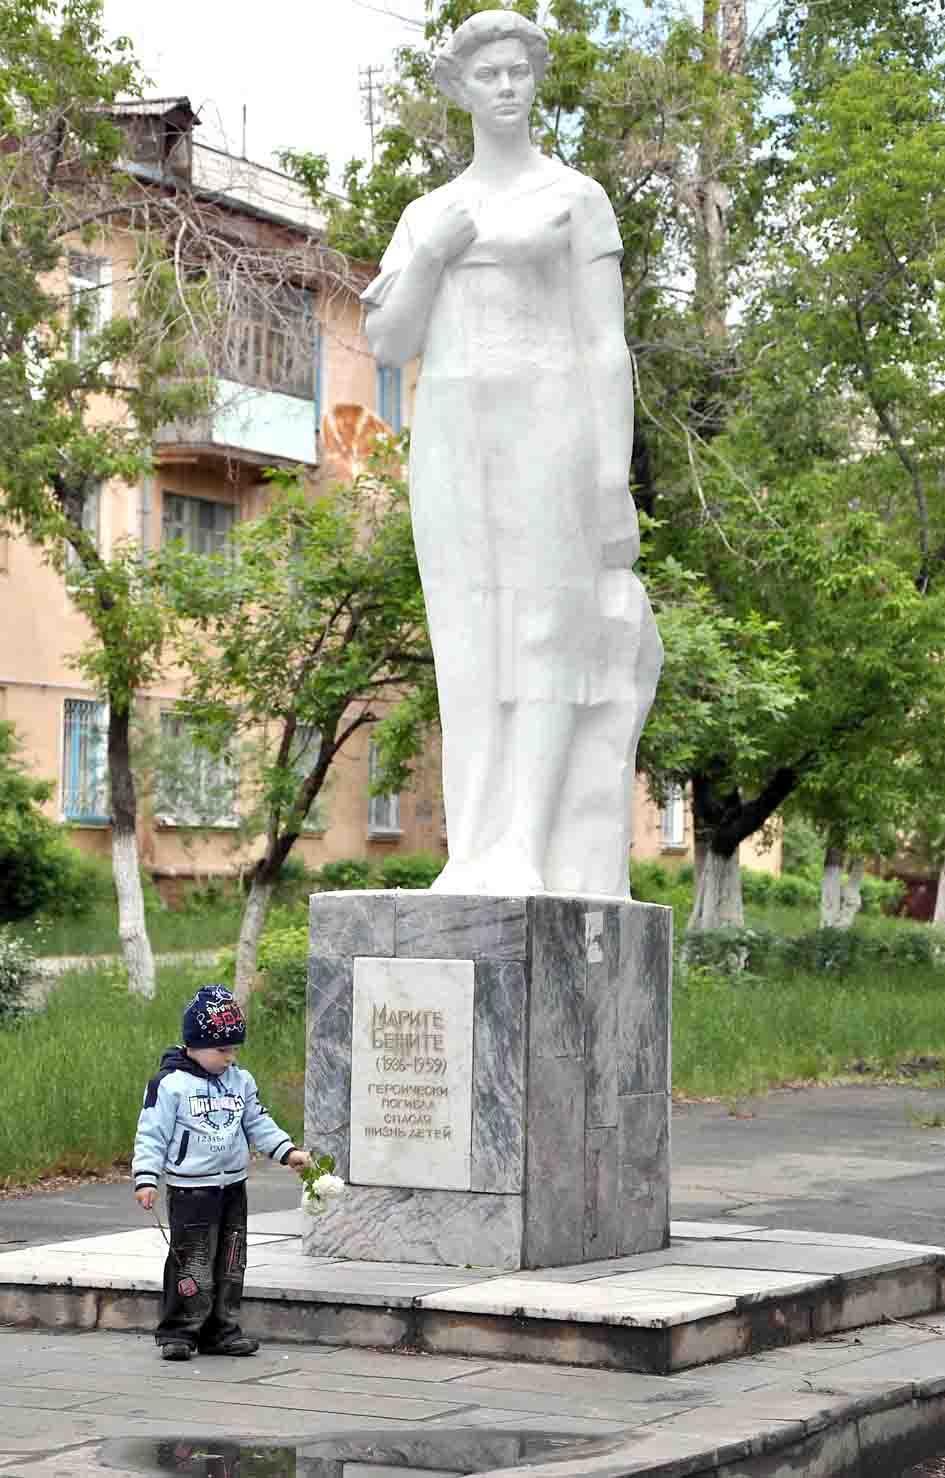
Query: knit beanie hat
182 985 246 1048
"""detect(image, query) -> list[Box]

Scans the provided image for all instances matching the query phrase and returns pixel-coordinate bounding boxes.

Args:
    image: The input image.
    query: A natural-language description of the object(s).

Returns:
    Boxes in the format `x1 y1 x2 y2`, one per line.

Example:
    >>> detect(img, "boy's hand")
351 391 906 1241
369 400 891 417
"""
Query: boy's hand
286 1150 312 1172
135 1187 156 1210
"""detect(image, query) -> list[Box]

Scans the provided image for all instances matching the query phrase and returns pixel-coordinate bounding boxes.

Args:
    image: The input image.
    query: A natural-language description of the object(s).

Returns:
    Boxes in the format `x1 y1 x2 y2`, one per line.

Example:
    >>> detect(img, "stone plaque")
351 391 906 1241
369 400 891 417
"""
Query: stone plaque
349 956 475 1190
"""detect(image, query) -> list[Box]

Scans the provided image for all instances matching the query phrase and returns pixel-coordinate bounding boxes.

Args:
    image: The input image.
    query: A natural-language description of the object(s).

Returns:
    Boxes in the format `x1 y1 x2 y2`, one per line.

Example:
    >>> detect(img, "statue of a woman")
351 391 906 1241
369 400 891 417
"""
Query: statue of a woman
362 9 662 897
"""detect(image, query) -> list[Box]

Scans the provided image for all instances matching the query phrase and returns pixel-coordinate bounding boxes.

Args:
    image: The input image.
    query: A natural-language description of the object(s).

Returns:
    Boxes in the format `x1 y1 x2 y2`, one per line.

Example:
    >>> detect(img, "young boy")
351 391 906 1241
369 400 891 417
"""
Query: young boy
133 983 310 1361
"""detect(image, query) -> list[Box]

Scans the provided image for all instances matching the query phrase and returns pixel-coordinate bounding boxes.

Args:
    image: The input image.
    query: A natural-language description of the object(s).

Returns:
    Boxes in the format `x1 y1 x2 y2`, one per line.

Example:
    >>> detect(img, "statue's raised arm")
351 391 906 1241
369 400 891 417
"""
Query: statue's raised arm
362 9 663 898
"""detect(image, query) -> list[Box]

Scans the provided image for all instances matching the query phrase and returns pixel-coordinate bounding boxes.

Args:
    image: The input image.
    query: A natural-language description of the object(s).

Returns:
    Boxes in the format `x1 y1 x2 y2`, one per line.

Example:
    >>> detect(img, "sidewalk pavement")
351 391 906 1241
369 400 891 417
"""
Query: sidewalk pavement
4 1310 945 1475
4 1085 945 1473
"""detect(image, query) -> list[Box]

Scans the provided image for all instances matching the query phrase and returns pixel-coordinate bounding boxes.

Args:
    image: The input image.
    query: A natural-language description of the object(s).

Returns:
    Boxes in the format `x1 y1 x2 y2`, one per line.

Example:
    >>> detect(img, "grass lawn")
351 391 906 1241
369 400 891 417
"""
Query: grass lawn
6 899 247 958
0 964 304 1188
4 924 945 1184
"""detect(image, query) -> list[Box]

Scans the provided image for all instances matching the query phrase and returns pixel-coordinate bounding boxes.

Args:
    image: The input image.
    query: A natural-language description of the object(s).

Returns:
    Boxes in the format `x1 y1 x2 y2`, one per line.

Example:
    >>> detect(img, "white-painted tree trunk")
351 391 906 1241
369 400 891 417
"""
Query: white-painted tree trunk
933 861 945 929
688 847 744 931
820 846 844 929
234 875 276 1005
112 825 155 998
837 856 865 930
821 849 865 930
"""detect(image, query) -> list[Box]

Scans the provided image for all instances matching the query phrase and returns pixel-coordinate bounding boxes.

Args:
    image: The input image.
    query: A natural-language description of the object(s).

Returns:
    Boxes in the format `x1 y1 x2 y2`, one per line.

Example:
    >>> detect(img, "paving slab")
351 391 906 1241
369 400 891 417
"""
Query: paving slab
4 1319 945 1476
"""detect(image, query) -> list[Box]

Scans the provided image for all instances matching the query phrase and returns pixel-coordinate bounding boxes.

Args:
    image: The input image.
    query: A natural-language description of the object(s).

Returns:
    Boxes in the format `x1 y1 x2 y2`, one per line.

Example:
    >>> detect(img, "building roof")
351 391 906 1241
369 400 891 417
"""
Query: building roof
107 96 200 126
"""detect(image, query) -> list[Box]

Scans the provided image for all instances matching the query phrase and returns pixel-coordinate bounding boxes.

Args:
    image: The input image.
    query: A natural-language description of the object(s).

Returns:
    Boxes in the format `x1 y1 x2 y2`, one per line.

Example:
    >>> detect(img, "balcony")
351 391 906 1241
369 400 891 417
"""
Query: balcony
156 377 318 469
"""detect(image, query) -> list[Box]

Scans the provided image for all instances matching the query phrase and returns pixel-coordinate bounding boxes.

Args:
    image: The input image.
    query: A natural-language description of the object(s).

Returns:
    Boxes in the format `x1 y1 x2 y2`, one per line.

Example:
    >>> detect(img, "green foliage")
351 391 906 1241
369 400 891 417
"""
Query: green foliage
672 949 945 1100
313 852 447 894
376 852 444 890
861 876 905 915
315 858 376 892
0 929 34 1023
159 468 432 907
255 924 309 1019
684 921 944 978
781 817 825 879
0 722 100 922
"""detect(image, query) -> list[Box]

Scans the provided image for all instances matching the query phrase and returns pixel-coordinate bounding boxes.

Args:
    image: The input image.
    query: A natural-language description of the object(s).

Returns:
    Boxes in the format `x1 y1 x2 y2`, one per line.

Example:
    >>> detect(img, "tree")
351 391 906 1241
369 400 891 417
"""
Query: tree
158 463 432 1001
0 721 88 922
0 0 353 991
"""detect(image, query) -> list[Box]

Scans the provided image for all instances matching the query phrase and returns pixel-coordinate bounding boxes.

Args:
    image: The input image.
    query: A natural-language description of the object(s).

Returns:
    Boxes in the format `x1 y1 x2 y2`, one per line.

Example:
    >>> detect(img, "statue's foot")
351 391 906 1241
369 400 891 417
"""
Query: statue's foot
431 849 545 896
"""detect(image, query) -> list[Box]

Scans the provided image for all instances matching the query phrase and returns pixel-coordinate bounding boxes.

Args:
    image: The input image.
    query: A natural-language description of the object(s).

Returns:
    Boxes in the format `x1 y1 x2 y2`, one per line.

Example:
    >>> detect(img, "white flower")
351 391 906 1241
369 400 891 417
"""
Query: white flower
301 1172 346 1216
313 1173 345 1200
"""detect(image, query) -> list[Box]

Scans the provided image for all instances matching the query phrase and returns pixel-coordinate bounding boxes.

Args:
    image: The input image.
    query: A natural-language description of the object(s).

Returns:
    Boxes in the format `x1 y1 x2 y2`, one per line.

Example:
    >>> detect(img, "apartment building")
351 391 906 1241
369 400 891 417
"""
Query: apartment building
0 97 778 890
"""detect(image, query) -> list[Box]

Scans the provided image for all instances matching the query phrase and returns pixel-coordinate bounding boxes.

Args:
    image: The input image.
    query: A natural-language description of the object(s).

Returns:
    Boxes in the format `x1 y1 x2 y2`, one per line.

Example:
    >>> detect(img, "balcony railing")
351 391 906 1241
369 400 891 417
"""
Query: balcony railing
156 376 318 467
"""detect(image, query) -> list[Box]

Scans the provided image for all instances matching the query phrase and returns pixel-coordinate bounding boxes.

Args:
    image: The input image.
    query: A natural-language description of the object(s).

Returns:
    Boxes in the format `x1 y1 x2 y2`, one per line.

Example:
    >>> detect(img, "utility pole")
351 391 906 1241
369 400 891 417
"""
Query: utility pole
359 64 385 164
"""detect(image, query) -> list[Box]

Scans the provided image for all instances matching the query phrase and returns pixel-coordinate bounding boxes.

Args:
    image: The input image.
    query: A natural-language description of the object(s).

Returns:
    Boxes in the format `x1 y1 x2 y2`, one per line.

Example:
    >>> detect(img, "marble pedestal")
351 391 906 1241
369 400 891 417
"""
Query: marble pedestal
303 891 671 1270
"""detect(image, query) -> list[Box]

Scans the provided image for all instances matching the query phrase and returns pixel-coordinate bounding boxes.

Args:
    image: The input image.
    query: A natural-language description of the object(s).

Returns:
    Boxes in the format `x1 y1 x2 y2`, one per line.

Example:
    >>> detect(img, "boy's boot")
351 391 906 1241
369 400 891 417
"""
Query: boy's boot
159 1340 193 1361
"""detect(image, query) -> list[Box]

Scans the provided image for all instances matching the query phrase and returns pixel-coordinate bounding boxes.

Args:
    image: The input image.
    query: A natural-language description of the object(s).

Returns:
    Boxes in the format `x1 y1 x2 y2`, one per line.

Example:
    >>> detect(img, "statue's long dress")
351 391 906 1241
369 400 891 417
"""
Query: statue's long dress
363 161 662 895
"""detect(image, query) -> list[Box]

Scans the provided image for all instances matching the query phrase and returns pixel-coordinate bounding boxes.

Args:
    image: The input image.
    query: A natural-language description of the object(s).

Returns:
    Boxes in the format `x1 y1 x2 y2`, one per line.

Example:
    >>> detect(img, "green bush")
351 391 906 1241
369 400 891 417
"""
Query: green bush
741 870 775 904
377 852 444 890
315 858 376 891
781 817 824 879
0 929 34 1022
256 923 308 1017
860 875 905 915
770 873 820 908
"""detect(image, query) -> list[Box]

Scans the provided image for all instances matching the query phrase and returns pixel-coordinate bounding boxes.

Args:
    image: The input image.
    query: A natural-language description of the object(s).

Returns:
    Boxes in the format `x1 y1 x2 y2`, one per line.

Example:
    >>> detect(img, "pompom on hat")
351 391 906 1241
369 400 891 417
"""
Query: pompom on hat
182 985 246 1048
432 9 550 106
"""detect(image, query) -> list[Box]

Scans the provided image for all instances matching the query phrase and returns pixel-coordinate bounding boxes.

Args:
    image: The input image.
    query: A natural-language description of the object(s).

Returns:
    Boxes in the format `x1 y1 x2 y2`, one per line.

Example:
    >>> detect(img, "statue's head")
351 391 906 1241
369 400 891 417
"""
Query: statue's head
433 9 550 119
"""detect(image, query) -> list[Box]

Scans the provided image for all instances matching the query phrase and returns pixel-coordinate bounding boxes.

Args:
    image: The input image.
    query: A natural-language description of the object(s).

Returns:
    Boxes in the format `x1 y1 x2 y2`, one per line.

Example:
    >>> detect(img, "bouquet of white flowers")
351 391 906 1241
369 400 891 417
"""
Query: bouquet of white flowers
299 1153 346 1216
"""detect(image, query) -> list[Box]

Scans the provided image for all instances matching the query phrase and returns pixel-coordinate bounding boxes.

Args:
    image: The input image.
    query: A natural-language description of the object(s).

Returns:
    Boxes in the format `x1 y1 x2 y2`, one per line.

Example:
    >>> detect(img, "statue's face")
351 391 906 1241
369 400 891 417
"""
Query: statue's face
459 38 536 129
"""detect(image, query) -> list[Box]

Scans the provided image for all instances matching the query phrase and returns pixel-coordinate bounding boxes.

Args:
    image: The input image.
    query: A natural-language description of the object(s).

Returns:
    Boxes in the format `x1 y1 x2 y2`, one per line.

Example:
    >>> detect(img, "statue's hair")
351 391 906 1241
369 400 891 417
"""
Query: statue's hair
433 9 550 106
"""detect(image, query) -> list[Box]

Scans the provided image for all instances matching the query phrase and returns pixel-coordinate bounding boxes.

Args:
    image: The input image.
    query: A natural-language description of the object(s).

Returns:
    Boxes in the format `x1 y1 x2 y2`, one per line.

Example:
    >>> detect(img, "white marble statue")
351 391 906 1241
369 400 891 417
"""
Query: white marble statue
362 9 663 898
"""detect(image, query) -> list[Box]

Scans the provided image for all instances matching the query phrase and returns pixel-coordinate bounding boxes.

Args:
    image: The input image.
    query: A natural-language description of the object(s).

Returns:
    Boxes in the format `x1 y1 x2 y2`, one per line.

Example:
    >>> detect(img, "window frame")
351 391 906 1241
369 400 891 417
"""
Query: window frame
227 283 317 401
61 697 109 825
68 252 111 360
367 739 401 838
161 491 235 557
660 783 686 850
155 709 239 829
290 723 327 834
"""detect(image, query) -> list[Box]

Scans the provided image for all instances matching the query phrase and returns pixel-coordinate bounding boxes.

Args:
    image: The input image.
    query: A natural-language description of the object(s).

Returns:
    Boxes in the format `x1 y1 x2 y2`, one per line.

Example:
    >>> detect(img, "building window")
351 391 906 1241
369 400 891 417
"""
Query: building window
228 284 316 400
290 724 326 832
62 698 109 823
156 711 238 827
376 365 402 433
0 532 8 573
368 739 401 837
161 493 235 556
65 485 101 569
660 784 686 849
69 253 110 359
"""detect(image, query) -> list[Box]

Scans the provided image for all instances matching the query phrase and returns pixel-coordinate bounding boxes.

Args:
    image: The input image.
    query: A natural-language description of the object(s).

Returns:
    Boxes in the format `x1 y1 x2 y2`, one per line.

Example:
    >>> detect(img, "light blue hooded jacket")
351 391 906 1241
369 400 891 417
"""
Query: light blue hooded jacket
133 1046 297 1191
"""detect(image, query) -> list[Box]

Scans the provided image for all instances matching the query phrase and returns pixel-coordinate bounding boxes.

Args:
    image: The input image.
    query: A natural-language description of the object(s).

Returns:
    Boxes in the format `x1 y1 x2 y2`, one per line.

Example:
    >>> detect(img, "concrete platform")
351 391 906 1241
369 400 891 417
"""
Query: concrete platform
6 1319 945 1477
0 1213 942 1376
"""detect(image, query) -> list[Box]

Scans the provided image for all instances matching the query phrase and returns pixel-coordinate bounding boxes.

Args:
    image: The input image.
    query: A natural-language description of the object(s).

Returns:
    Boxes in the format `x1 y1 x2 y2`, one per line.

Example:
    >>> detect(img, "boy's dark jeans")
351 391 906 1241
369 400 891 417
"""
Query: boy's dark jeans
156 1181 248 1350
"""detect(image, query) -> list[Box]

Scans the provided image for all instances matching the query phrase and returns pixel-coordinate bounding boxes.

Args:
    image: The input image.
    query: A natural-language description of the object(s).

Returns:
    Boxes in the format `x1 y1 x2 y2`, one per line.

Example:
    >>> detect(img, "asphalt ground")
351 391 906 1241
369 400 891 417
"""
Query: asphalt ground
3 1084 945 1249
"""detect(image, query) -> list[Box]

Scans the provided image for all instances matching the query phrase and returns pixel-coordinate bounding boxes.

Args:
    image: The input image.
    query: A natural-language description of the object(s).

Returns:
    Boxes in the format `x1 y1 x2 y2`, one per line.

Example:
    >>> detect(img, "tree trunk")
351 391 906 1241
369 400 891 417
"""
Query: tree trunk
233 873 277 1005
820 844 844 928
837 856 865 930
933 861 945 929
688 846 744 931
108 705 155 997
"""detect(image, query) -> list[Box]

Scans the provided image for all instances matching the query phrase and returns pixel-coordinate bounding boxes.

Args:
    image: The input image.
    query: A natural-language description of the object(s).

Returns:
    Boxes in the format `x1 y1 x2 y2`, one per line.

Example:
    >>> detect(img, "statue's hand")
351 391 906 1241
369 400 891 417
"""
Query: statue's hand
424 200 477 264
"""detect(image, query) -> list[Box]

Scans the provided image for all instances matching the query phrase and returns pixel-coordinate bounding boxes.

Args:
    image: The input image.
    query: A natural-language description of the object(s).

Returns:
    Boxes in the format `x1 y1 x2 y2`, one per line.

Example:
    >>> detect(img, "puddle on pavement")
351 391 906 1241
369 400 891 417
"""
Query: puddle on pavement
101 1429 613 1478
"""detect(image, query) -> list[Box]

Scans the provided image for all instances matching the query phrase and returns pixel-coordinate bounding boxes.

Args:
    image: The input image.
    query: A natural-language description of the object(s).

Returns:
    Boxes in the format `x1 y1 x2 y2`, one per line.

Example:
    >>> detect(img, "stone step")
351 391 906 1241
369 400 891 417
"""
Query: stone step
0 1217 941 1376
